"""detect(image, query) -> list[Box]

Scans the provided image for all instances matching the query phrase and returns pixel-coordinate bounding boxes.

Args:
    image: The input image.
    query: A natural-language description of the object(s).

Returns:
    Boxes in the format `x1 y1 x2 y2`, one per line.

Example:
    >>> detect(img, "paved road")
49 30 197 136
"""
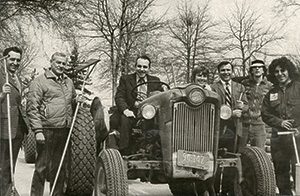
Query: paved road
14 150 173 196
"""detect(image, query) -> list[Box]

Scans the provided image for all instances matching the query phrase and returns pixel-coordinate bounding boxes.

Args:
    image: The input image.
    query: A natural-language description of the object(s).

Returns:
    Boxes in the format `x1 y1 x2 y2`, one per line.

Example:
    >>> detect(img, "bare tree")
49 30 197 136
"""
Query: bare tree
0 0 67 39
59 0 164 104
274 0 300 18
0 20 38 75
221 1 283 76
168 0 215 83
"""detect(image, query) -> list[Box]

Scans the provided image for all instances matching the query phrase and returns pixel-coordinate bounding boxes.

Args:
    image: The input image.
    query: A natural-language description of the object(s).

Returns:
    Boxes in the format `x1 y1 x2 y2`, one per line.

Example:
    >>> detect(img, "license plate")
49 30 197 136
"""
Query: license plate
177 150 211 170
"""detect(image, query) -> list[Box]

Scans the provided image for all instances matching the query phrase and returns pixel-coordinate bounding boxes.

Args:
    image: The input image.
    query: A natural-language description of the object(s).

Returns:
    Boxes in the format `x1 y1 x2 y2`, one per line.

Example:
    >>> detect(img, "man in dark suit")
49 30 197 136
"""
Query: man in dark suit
114 55 163 155
0 47 28 196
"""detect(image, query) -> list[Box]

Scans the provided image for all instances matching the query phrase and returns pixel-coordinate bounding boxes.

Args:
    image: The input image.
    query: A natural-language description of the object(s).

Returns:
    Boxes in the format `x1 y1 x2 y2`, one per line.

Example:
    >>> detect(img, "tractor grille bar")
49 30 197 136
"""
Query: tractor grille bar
172 102 215 153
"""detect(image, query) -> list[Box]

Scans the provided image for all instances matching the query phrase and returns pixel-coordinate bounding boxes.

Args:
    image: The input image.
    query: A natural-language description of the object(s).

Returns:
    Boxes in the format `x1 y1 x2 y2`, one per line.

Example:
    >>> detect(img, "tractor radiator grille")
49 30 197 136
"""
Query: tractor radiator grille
172 102 215 153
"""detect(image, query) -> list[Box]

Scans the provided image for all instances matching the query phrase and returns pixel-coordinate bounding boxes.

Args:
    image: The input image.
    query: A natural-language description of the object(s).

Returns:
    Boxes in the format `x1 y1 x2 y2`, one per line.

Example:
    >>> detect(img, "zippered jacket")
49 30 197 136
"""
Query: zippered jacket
27 69 76 132
262 80 300 131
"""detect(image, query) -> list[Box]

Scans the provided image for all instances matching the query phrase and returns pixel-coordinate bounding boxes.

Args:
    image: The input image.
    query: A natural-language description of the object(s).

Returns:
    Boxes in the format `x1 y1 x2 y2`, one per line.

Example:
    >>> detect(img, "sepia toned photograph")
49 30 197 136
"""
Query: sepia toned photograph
0 0 300 195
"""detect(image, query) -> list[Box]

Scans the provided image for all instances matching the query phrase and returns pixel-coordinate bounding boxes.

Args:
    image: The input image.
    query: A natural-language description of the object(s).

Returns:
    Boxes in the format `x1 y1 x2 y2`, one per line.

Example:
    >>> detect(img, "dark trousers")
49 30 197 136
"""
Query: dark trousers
119 115 136 152
271 134 300 195
30 128 69 196
219 119 237 152
0 137 23 196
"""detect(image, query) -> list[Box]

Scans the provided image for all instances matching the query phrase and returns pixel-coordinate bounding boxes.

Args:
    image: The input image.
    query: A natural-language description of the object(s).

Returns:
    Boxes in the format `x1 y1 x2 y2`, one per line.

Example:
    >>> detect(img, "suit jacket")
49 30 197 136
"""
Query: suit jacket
0 67 28 139
211 80 248 111
115 73 163 113
211 80 248 135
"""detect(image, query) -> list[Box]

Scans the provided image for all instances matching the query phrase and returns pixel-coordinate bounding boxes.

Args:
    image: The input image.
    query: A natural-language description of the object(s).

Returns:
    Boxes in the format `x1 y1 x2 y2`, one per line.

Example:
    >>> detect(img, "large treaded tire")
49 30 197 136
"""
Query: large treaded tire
95 149 128 196
66 106 96 196
240 146 276 196
23 130 36 163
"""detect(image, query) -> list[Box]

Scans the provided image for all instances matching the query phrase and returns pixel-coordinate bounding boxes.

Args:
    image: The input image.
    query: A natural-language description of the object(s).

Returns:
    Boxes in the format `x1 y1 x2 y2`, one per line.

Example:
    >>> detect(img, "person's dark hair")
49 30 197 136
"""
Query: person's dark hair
3 47 22 57
135 55 151 67
217 61 233 72
250 59 267 75
268 56 299 84
191 66 209 83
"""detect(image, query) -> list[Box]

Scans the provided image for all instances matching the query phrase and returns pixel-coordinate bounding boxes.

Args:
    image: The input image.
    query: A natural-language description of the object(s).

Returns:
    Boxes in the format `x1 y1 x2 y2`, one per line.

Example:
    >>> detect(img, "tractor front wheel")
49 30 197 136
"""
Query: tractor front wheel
95 149 128 196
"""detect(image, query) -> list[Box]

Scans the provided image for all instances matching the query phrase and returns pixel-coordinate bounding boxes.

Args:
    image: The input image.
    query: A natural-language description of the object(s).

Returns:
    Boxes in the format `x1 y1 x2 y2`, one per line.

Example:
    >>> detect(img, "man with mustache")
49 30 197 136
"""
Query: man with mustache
27 52 77 196
0 47 28 196
114 55 163 155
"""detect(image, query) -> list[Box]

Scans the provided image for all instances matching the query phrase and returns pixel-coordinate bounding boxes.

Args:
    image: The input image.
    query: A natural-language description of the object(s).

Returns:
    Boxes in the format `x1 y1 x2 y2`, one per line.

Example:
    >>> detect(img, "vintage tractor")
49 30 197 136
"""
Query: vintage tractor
94 82 276 196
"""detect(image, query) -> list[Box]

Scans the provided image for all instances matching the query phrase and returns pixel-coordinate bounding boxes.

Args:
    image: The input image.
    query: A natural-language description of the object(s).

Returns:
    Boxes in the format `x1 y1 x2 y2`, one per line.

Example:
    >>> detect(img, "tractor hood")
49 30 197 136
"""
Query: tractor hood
137 84 220 121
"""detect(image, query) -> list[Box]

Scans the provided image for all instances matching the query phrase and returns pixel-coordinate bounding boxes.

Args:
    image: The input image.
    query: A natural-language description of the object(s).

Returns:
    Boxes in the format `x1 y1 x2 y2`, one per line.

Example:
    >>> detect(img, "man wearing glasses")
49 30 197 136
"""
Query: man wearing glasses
27 52 77 195
239 60 272 150
114 55 163 155
0 47 28 196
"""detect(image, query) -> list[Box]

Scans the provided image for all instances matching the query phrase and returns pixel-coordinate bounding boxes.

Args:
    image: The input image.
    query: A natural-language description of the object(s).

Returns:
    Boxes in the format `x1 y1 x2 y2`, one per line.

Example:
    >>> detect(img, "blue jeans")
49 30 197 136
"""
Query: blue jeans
239 123 266 151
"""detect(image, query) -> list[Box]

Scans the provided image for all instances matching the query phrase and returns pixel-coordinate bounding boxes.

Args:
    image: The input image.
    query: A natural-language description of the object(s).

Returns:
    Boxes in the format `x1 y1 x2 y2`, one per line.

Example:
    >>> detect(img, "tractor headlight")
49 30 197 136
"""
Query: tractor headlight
188 88 205 106
220 105 232 120
141 104 156 120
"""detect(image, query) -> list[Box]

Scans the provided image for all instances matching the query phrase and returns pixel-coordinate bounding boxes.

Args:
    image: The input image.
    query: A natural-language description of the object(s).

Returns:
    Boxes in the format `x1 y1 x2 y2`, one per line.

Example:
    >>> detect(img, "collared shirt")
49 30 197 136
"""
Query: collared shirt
137 75 148 93
49 70 66 83
220 79 232 93
242 77 272 124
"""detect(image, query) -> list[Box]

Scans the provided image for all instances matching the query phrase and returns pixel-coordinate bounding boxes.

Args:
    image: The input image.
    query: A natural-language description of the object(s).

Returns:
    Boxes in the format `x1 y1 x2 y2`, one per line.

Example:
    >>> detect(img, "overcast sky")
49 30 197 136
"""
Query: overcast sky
155 0 300 56
31 0 300 73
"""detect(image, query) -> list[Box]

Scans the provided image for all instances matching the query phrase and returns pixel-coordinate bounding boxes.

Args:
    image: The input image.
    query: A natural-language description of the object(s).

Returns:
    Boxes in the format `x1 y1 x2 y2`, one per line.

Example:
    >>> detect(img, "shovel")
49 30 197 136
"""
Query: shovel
3 56 20 196
277 129 300 194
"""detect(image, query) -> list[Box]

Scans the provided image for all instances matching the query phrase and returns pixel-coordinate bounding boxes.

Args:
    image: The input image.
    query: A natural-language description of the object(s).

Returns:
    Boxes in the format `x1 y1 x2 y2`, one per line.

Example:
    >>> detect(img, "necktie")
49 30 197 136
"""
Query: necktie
138 77 147 99
225 82 232 107
11 74 21 92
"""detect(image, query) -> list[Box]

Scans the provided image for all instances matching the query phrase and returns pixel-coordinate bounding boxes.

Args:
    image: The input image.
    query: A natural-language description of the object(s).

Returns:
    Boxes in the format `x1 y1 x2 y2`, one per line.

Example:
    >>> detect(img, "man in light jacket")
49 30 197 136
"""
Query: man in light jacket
27 52 77 196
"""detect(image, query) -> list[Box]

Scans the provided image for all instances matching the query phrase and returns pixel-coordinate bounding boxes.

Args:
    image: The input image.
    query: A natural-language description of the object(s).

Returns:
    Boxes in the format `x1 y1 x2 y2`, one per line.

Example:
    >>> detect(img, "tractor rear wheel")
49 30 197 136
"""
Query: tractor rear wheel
66 106 96 196
240 146 276 196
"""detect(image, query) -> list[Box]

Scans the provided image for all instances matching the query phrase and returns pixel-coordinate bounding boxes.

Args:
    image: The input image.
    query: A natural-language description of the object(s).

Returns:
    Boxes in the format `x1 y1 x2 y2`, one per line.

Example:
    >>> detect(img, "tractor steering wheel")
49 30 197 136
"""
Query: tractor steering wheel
131 81 170 102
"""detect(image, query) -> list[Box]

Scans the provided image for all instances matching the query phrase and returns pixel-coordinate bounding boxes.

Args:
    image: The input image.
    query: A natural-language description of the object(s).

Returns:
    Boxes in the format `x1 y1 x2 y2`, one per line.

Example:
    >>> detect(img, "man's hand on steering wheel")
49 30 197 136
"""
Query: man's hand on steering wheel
123 109 136 118
131 81 170 102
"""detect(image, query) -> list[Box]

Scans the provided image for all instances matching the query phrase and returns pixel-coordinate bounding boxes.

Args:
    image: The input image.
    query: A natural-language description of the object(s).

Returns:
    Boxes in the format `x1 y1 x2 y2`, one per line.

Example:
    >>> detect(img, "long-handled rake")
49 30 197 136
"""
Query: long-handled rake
3 55 20 196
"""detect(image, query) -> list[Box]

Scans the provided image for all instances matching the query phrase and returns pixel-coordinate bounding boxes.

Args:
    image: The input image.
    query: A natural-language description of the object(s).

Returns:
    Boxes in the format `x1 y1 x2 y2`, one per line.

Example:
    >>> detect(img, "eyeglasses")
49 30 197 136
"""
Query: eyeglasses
251 66 263 69
137 65 149 69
